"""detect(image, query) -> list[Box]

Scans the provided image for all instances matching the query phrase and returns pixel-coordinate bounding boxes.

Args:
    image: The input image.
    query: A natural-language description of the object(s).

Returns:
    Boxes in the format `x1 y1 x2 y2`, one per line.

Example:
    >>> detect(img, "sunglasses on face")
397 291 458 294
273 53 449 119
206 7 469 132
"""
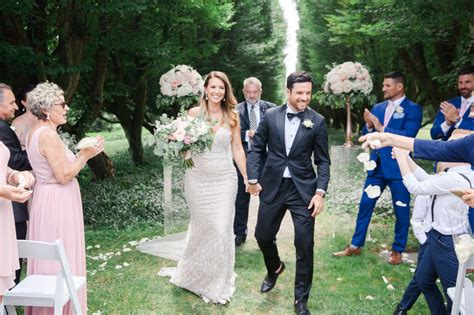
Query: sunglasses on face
54 102 67 108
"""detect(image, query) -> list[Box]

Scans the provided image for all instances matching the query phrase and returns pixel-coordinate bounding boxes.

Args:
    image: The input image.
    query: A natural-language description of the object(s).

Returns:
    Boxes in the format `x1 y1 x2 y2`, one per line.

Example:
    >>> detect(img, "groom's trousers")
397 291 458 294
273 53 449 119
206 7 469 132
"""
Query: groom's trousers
255 178 315 302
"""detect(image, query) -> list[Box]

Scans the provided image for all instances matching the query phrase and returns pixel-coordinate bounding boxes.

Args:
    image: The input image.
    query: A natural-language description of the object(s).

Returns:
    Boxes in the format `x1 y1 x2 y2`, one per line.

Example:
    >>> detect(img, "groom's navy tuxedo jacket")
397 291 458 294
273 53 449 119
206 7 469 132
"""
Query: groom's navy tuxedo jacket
247 104 330 204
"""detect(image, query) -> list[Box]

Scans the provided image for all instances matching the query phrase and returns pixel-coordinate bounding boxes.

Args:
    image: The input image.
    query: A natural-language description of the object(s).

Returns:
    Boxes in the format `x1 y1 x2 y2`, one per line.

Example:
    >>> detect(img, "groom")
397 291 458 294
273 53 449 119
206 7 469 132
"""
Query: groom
247 71 330 315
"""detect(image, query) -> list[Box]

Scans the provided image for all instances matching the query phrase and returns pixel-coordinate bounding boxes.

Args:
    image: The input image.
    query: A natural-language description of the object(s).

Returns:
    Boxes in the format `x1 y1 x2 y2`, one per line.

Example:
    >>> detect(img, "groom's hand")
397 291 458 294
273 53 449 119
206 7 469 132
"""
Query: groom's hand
248 183 262 196
308 194 324 217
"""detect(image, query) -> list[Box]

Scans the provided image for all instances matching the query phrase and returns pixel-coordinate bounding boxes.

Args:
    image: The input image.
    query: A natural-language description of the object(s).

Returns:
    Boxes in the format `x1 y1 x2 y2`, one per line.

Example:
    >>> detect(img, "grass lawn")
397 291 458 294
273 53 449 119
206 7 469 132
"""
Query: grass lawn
83 125 438 314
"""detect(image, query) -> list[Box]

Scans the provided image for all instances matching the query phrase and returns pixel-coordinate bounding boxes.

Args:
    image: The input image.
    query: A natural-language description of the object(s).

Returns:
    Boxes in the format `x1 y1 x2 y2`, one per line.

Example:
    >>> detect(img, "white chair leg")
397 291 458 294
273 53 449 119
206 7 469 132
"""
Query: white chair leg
0 304 5 315
5 305 17 315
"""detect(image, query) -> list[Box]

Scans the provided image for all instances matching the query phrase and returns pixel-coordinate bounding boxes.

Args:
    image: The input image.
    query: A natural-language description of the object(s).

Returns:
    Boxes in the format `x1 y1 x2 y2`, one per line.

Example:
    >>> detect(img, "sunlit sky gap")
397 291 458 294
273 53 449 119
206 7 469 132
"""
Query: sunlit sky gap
279 0 299 79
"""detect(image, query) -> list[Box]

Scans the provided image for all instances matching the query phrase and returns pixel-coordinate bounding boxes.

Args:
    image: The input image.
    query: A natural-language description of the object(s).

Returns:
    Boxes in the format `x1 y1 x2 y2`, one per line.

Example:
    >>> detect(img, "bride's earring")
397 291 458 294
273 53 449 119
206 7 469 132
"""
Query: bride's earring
205 94 208 101
46 113 50 120
222 97 226 102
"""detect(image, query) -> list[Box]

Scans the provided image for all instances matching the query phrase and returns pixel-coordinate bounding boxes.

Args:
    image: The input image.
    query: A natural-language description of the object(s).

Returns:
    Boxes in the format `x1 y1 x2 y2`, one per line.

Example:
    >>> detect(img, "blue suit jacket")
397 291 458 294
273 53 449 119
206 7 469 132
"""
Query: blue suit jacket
362 98 422 180
414 135 474 165
430 96 474 140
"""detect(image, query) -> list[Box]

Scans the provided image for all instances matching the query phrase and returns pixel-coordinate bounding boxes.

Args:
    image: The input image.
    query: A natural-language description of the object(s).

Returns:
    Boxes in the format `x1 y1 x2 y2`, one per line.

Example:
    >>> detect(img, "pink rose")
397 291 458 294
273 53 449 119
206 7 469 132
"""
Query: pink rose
183 135 192 145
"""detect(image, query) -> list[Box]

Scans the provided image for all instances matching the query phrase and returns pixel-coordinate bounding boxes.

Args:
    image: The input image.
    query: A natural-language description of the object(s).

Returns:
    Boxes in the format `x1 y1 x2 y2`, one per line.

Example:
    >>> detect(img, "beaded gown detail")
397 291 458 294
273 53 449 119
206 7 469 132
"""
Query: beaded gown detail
170 126 238 304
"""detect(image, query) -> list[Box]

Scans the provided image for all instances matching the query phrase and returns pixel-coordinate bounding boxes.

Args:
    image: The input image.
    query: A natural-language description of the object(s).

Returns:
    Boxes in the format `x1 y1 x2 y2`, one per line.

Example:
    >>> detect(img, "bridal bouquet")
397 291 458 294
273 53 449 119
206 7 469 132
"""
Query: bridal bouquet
150 114 213 168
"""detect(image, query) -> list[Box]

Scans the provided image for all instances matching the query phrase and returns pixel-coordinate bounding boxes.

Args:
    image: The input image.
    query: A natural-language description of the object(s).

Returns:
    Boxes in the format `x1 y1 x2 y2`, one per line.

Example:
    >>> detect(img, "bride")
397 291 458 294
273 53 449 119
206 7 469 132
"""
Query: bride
169 71 248 304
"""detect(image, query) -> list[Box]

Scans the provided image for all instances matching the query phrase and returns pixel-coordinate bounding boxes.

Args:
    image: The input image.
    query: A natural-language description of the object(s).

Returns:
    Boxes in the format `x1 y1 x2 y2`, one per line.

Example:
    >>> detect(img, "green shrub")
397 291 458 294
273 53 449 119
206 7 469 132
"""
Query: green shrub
79 149 165 229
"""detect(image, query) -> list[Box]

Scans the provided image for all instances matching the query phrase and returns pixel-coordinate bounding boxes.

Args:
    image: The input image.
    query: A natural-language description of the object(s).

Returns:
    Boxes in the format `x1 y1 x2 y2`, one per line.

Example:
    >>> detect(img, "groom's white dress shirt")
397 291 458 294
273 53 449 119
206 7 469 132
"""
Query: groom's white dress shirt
283 105 301 178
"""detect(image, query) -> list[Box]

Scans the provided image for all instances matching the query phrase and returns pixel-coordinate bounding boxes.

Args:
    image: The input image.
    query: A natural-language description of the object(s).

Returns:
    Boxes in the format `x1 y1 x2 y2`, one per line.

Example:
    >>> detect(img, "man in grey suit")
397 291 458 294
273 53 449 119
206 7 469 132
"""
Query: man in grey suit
234 77 275 246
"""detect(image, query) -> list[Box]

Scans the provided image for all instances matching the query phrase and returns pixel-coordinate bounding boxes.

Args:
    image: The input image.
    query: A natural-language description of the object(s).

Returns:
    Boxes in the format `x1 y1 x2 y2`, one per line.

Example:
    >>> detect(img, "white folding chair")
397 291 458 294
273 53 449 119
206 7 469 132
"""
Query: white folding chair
448 254 474 315
1 240 85 315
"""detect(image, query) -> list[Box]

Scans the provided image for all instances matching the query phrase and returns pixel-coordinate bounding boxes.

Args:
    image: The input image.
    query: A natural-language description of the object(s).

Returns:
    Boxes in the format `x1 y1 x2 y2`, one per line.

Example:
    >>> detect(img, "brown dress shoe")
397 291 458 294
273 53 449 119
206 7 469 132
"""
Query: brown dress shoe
333 246 361 257
388 251 402 265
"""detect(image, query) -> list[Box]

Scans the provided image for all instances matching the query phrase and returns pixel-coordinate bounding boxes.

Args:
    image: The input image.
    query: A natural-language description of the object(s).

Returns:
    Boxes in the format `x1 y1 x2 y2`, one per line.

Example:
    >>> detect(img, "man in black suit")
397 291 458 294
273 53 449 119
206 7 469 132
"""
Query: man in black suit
0 83 32 284
247 72 330 315
234 77 275 246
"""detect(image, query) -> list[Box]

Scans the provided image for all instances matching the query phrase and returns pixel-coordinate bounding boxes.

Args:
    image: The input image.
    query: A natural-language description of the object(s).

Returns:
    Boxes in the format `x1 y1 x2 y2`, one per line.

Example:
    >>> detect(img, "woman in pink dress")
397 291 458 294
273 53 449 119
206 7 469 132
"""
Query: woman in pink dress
25 82 104 315
0 83 35 302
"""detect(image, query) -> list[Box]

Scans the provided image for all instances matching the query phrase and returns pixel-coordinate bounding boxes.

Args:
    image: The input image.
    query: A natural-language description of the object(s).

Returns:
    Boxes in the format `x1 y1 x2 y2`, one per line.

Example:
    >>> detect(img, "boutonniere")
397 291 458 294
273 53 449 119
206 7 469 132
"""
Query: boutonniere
303 119 314 129
395 105 404 114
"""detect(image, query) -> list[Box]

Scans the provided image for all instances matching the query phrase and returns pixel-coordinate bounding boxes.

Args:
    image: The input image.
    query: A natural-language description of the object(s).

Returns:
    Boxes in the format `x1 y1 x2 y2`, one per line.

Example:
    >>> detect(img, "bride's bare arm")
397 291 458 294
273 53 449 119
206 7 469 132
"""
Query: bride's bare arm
231 116 247 182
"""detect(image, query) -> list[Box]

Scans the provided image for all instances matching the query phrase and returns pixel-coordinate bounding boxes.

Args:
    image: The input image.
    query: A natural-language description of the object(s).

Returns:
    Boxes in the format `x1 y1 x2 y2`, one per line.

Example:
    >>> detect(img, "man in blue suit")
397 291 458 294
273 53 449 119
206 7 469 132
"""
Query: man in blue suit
431 65 474 140
334 72 422 265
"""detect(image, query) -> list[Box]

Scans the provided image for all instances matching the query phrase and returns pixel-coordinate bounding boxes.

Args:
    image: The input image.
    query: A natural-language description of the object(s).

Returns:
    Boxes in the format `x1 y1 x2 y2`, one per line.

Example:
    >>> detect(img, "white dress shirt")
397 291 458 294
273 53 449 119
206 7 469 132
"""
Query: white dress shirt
411 195 432 245
245 101 261 142
402 165 472 235
440 95 474 135
283 105 301 178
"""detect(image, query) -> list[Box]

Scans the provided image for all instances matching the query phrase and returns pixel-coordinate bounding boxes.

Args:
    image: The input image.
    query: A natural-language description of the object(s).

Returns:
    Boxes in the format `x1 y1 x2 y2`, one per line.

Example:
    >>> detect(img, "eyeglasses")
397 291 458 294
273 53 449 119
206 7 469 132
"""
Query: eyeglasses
54 102 67 108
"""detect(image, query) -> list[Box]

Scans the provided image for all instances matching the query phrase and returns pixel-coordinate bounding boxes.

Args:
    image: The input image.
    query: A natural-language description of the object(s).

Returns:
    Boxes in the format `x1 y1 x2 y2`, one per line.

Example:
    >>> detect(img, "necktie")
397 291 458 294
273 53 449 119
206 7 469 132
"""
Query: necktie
460 99 470 118
384 101 395 126
287 111 304 121
249 105 258 130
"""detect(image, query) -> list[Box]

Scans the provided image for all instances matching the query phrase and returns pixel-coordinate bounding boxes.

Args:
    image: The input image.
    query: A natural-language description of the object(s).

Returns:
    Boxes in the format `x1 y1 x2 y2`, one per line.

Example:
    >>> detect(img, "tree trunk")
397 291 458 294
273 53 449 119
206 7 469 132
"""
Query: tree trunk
470 18 474 63
87 152 116 180
398 45 441 108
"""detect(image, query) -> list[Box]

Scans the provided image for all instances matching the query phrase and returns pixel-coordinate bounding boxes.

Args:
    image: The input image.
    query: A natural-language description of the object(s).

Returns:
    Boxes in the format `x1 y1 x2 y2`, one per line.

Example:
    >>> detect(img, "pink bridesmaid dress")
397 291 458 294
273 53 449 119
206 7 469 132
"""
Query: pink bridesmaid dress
0 142 20 295
26 126 87 314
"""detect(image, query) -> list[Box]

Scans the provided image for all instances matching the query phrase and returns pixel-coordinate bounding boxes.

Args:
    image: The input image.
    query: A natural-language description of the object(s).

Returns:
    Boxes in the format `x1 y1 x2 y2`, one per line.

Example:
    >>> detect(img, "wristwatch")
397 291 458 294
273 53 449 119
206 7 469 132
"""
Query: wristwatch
316 191 325 198
248 179 258 185
454 117 461 124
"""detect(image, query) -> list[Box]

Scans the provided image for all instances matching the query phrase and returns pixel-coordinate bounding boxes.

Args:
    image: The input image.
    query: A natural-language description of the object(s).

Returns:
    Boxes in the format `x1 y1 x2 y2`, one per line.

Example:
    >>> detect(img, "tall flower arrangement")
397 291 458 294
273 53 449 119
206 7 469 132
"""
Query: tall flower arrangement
156 65 204 112
316 62 375 146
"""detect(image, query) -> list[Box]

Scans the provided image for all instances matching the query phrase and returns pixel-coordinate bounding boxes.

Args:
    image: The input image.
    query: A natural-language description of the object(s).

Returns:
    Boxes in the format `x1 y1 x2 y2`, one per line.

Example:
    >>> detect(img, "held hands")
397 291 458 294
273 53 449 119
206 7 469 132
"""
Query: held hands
440 101 460 125
308 193 324 217
247 183 262 196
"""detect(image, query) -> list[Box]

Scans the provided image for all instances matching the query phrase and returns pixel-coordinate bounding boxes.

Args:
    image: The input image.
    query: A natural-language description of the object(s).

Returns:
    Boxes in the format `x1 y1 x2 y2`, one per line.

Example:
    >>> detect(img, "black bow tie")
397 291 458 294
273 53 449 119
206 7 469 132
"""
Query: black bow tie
287 111 304 121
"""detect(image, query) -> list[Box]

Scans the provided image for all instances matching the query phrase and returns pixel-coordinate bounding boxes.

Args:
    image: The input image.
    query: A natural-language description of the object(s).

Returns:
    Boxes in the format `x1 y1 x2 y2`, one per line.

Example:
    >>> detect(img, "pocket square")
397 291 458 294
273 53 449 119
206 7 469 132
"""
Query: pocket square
393 112 404 119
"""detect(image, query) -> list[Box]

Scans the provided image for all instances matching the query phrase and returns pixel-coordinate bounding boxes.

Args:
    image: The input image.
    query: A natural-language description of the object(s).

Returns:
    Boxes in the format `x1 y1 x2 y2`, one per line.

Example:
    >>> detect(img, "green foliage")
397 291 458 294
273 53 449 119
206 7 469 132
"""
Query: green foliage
80 149 164 229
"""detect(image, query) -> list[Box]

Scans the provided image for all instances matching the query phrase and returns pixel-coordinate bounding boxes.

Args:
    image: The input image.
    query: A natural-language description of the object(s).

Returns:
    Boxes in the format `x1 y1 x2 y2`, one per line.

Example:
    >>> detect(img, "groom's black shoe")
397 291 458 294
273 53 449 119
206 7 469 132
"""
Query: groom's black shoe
294 301 310 315
260 262 285 293
235 237 246 247
393 304 407 315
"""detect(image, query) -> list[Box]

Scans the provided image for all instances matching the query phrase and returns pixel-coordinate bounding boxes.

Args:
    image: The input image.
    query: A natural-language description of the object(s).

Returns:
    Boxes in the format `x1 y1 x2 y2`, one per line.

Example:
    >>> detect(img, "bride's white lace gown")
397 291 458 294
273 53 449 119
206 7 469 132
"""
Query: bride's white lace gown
170 126 238 303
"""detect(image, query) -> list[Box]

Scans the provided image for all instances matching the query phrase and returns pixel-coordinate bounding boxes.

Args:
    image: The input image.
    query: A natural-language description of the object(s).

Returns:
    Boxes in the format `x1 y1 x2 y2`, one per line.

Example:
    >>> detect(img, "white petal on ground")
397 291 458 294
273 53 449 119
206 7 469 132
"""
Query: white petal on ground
128 241 139 246
86 246 93 250
99 262 107 268
94 244 101 249
410 268 416 273
364 185 381 199
364 160 377 171
357 152 370 163
122 248 131 252
123 262 130 267
337 277 342 281
115 265 122 269
382 276 389 284
395 201 407 207
365 295 375 300
387 284 395 290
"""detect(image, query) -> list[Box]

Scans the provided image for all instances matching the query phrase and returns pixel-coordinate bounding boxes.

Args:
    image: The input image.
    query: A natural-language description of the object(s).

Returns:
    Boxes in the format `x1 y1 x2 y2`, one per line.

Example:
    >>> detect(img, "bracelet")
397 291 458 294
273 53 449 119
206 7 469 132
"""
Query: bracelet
7 170 19 185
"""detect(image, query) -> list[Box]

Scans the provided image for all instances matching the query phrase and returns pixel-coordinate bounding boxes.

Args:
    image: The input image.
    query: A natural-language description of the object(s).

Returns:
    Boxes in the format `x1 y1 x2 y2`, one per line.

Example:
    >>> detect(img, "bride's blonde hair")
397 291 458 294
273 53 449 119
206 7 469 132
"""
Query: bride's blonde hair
200 71 238 129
